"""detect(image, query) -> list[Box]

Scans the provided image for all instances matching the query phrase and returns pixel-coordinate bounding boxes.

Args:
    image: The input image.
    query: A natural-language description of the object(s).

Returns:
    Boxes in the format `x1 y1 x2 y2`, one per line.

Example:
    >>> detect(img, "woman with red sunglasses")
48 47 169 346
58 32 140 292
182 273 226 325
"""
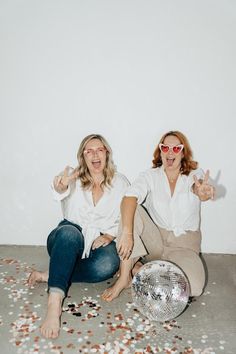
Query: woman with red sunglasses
102 130 214 302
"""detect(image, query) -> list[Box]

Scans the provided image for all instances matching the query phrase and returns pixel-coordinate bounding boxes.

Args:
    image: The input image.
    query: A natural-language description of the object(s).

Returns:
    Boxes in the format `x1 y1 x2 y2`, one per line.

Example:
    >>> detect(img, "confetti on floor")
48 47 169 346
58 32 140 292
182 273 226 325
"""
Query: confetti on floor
0 254 235 354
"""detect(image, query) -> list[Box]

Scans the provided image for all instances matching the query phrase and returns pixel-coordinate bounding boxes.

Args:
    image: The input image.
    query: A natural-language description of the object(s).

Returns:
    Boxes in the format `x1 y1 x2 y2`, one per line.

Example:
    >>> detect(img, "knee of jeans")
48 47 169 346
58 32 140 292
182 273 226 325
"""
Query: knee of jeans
56 225 83 244
100 258 119 280
95 251 120 281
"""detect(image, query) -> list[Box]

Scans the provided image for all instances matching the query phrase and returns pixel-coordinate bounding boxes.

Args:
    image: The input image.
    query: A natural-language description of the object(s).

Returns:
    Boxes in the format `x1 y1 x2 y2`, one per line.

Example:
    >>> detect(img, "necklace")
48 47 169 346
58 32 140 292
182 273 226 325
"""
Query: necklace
167 173 179 184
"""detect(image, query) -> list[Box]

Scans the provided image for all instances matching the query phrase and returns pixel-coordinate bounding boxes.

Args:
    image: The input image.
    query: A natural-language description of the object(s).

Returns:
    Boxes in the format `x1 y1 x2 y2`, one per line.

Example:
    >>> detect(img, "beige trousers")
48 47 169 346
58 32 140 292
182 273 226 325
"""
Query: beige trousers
124 206 205 297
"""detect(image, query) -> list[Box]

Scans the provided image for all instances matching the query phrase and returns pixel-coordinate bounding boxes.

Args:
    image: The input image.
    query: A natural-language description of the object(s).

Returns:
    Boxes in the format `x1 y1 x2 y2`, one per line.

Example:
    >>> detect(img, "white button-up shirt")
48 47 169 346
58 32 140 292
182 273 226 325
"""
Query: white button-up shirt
125 166 204 236
52 172 129 258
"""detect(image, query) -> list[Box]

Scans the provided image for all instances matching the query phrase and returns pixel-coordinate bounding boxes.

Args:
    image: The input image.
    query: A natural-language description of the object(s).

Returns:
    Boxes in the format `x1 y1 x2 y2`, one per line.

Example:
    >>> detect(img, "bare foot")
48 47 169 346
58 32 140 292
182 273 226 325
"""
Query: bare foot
40 292 63 339
102 274 132 302
28 270 49 286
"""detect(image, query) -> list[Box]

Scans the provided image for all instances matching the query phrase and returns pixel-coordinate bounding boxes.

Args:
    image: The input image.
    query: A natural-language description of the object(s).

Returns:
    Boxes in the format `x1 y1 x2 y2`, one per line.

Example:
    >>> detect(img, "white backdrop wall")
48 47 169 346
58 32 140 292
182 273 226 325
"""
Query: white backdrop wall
0 0 235 253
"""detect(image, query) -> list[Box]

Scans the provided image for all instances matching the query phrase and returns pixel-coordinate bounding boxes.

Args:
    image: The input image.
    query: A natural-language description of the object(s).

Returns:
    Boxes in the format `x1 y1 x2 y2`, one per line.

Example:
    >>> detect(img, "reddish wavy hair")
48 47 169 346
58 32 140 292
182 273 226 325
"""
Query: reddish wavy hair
152 131 198 175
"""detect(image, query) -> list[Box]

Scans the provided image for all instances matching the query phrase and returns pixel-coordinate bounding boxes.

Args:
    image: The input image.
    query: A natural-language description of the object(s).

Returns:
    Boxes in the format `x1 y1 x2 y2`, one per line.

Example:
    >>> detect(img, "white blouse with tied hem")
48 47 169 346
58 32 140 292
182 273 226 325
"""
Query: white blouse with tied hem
125 165 204 237
52 172 130 258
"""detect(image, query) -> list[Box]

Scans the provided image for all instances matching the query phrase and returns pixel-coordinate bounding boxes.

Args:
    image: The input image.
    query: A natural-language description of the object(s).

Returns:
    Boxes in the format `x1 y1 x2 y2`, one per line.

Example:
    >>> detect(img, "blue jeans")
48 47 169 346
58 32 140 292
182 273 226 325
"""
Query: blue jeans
47 219 120 296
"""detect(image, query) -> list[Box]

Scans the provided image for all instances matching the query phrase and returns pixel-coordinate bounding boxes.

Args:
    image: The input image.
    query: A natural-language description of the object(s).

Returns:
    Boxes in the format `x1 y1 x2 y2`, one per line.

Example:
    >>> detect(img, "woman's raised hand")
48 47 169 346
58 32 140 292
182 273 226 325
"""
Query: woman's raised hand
54 166 79 193
193 170 215 201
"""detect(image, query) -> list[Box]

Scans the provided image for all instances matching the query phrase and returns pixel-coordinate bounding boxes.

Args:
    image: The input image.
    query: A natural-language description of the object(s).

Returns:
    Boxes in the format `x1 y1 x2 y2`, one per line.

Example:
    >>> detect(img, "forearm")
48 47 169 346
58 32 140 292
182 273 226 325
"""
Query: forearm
120 196 138 235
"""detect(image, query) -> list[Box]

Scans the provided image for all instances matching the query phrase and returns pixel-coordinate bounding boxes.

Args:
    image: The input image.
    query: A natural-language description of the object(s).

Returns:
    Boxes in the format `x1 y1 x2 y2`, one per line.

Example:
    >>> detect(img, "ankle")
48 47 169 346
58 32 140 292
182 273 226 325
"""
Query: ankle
117 272 132 283
48 292 63 307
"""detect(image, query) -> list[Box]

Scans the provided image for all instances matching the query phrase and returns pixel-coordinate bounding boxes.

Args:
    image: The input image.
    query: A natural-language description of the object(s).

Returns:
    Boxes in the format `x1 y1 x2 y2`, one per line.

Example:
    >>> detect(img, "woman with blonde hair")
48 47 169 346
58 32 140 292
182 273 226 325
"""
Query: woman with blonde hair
102 130 214 302
28 134 129 339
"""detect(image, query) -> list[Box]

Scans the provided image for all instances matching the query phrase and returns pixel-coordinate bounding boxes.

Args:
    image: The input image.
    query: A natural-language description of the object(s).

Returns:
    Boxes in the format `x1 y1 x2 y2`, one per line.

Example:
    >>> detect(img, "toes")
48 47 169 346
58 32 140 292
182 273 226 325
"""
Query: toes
27 271 48 286
40 326 59 339
27 273 35 286
101 289 112 300
102 290 114 302
104 295 113 302
52 329 59 339
102 289 109 297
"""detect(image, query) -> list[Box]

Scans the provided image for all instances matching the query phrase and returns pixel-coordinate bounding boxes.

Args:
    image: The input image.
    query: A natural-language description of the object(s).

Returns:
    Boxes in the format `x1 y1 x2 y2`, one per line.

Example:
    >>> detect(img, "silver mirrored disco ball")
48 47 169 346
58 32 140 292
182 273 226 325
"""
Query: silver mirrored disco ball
131 260 190 322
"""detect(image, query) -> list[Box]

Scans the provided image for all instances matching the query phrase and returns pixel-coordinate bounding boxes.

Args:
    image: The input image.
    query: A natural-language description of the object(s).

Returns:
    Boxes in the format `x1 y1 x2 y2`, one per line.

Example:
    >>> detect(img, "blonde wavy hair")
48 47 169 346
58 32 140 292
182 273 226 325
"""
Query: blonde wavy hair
76 134 116 189
152 131 198 175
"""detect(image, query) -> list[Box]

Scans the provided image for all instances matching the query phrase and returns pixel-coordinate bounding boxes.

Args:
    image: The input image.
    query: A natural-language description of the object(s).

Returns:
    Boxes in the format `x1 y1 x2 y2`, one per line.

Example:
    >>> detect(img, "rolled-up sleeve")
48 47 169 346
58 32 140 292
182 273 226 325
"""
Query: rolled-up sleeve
125 171 150 205
51 184 71 201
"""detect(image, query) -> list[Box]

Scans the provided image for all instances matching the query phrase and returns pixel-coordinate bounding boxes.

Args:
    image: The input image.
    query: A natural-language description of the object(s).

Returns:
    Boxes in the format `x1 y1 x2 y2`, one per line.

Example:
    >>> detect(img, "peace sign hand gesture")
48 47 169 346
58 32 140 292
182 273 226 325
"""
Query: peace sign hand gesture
193 170 215 201
53 166 79 193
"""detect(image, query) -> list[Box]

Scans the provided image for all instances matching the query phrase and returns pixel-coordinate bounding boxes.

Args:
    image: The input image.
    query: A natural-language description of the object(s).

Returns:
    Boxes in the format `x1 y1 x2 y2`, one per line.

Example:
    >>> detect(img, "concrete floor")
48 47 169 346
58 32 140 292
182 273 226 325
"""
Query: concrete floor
0 245 235 354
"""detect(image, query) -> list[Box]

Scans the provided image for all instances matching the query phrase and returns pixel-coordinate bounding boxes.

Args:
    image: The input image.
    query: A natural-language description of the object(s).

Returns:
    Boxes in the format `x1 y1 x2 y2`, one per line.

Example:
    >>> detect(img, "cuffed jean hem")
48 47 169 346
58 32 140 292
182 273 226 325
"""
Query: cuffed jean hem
48 286 65 298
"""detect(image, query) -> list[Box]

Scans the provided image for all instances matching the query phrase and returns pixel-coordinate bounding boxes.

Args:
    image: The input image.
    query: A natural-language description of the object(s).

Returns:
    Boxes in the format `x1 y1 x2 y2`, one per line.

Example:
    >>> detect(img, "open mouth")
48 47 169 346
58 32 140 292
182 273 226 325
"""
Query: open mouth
92 159 101 169
166 158 175 167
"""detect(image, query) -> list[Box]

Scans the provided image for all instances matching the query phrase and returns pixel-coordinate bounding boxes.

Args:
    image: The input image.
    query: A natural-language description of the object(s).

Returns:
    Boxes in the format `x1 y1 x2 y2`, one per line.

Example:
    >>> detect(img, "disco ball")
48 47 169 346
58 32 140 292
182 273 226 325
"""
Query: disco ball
131 260 190 322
